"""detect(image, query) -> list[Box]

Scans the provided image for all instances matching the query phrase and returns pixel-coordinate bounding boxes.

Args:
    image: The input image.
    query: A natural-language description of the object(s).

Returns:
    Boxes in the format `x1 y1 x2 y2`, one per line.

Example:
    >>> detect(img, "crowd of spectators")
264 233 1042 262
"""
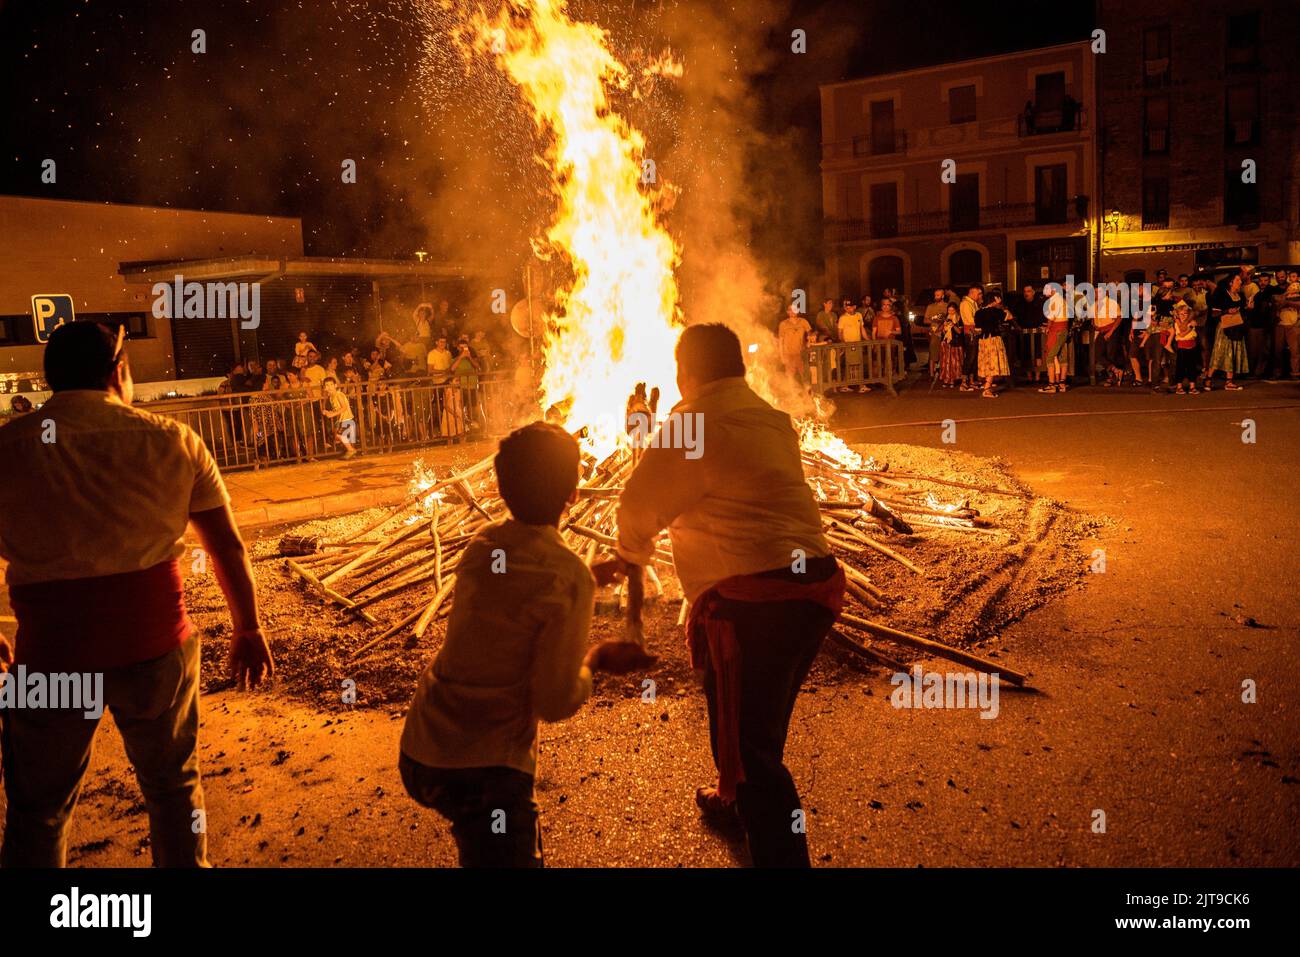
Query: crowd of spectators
216 300 509 463
781 265 1300 397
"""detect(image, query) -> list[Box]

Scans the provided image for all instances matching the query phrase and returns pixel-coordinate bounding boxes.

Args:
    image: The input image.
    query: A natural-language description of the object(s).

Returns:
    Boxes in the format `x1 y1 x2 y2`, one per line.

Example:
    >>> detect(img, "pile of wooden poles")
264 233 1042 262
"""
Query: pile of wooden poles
283 436 1031 685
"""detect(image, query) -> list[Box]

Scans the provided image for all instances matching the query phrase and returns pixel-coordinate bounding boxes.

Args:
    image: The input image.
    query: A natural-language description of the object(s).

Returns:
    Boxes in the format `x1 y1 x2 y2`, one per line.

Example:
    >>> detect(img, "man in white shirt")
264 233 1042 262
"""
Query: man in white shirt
959 286 984 390
614 323 845 867
0 322 272 867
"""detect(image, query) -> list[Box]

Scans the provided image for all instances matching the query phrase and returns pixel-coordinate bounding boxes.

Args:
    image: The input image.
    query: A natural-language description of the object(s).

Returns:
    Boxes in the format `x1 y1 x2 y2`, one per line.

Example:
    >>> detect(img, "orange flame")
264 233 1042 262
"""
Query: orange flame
475 0 682 458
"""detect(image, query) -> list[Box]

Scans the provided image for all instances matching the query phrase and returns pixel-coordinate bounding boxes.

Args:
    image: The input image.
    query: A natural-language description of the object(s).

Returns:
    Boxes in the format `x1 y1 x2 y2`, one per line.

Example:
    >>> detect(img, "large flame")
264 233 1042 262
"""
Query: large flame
474 0 682 458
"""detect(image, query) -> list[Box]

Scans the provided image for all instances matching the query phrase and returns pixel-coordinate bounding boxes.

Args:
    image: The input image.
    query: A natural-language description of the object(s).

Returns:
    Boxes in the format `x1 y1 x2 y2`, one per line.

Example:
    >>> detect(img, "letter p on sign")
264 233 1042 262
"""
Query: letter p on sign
31 294 75 343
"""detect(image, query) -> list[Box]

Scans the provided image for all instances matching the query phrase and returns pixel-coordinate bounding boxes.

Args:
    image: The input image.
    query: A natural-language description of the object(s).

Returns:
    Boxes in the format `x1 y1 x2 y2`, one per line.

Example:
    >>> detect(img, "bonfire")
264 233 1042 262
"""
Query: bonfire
279 0 1027 687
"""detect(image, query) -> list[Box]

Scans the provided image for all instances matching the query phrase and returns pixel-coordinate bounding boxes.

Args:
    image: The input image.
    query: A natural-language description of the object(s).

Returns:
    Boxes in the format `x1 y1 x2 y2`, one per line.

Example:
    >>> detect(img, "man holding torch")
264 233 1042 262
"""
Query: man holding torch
614 323 845 867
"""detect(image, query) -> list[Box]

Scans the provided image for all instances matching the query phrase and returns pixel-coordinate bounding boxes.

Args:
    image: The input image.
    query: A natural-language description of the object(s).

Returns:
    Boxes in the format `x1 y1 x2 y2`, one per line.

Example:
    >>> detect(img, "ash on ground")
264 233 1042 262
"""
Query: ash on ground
188 443 1104 711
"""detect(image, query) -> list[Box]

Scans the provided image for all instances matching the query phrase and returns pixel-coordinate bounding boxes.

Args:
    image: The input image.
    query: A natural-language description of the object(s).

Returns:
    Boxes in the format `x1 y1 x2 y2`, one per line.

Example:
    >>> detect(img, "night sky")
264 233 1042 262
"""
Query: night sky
2 0 1092 276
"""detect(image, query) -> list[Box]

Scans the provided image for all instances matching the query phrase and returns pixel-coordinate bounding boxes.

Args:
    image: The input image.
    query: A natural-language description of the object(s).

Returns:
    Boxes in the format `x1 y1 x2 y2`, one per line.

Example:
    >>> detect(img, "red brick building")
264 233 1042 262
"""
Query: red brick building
1095 0 1300 280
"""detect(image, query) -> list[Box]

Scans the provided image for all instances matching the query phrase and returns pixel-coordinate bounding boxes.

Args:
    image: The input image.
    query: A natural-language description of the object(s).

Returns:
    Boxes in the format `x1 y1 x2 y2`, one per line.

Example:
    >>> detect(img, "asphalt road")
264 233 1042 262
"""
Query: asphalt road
811 379 1300 865
1 379 1296 867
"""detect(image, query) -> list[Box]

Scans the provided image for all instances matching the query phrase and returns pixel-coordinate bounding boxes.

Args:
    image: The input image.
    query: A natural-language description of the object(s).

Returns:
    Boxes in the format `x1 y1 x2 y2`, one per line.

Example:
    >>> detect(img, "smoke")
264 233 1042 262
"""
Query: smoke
403 0 859 415
653 0 854 417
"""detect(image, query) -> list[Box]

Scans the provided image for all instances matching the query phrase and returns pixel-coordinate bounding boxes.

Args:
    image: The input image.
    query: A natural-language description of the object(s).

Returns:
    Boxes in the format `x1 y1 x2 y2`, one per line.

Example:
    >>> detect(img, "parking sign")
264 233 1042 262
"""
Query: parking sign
30 294 75 343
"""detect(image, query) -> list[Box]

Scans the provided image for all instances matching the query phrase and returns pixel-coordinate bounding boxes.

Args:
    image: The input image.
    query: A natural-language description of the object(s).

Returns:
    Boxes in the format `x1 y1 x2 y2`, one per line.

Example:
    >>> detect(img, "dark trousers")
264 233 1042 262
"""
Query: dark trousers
399 754 542 867
701 563 838 868
1 635 206 868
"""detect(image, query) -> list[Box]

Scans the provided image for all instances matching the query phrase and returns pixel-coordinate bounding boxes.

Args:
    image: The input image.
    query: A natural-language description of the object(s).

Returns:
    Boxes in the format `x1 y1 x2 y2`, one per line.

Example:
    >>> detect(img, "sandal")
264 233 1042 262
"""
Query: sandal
981 389 998 398
1037 384 1057 394
1057 383 1068 392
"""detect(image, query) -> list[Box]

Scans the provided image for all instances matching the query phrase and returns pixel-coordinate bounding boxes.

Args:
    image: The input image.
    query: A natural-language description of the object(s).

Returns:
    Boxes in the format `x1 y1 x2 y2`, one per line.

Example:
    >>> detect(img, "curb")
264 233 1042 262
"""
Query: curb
232 486 410 532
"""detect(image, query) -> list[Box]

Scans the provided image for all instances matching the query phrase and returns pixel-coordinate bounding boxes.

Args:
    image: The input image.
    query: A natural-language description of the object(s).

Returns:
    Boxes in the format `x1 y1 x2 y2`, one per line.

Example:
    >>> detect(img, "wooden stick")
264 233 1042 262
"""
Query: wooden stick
838 613 1027 685
285 560 379 625
335 451 498 545
414 574 457 638
826 628 905 671
348 606 424 661
856 535 924 575
872 470 1028 499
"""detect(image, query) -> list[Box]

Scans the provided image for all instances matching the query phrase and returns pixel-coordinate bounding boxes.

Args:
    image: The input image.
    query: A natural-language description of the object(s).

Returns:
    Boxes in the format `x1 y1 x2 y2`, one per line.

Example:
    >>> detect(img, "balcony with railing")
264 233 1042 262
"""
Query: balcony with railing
825 198 1087 243
822 108 1088 163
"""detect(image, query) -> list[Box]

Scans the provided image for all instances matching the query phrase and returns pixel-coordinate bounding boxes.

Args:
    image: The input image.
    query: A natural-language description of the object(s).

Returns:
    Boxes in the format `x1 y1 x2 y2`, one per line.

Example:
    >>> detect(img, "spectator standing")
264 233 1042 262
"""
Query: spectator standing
1171 301 1201 394
777 305 812 381
1039 282 1071 394
1273 275 1300 379
1094 287 1124 387
292 331 316 370
813 298 838 342
321 376 358 458
301 352 327 393
1206 275 1249 390
958 286 982 391
922 288 948 376
974 291 1011 397
836 302 869 394
937 303 964 388
413 302 435 352
426 336 453 383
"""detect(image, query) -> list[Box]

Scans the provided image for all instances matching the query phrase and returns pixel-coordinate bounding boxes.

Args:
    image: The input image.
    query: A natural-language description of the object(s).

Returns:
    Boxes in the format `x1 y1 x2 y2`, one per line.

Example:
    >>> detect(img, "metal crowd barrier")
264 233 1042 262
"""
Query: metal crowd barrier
1021 327 1079 382
806 340 908 395
142 373 514 471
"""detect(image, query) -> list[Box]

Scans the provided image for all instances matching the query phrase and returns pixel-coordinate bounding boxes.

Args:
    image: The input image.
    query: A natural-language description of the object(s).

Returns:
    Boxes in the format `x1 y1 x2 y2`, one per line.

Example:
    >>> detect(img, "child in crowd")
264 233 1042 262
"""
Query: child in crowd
398 423 628 867
1171 301 1201 395
293 331 316 370
320 376 357 459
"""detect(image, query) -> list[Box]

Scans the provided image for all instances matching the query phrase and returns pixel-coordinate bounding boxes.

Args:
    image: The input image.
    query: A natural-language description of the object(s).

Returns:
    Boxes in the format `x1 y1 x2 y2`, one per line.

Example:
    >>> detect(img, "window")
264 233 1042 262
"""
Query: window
949 173 980 232
0 315 39 345
1034 164 1069 225
1225 84 1260 147
869 182 898 237
949 84 977 124
1226 12 1260 71
1143 25 1170 88
1142 178 1170 229
77 312 154 340
948 249 984 288
1144 96 1169 154
870 99 897 155
1224 167 1259 225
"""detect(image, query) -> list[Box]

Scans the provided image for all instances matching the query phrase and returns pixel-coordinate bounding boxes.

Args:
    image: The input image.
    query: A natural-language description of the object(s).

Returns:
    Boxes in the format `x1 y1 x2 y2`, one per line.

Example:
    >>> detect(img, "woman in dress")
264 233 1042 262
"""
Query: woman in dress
938 303 964 388
975 291 1012 398
1206 274 1249 390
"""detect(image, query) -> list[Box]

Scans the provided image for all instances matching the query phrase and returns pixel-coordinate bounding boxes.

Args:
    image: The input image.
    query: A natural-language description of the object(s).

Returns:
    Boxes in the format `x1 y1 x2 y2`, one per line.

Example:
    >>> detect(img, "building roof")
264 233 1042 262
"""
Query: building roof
118 255 484 284
819 39 1092 92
